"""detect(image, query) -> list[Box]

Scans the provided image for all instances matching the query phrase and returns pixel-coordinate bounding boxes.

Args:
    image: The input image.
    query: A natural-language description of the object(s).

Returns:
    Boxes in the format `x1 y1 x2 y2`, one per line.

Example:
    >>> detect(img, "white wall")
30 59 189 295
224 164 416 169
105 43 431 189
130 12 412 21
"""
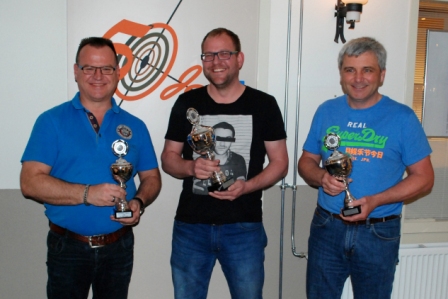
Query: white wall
1 0 67 188
0 0 424 298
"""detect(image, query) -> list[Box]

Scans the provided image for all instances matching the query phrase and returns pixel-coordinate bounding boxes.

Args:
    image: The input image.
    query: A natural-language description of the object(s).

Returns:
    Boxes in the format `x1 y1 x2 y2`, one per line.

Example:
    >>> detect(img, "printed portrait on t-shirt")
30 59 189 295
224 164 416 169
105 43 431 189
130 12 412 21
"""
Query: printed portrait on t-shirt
192 115 251 195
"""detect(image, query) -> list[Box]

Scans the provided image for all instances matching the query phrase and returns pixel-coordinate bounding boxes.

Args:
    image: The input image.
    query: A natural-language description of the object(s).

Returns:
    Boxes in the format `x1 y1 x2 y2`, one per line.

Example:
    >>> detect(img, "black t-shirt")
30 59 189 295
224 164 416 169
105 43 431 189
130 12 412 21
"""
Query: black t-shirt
165 86 286 224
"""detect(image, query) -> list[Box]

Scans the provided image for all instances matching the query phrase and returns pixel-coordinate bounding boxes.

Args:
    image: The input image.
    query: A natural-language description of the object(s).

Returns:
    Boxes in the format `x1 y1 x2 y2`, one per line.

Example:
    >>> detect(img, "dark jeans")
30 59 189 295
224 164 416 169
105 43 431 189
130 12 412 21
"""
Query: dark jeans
171 220 267 299
46 229 134 299
307 205 400 299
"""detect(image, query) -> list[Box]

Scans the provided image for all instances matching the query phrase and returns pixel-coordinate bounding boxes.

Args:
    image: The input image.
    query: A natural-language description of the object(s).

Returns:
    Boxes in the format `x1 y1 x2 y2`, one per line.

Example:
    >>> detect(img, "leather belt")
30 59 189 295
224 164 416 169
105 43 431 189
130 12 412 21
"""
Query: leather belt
50 223 131 248
317 206 400 225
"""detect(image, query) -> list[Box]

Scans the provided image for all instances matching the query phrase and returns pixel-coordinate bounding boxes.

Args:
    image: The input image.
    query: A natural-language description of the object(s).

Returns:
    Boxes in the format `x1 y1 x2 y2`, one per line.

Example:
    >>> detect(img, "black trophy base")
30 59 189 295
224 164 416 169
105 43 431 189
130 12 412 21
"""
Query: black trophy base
115 210 133 219
208 177 235 192
342 205 361 217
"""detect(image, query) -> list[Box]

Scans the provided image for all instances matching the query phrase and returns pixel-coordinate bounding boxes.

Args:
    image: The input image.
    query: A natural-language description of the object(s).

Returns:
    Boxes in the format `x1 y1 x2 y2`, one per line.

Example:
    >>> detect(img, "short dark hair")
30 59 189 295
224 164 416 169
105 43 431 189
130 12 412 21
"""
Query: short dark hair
75 37 118 65
338 37 387 71
201 28 241 52
213 122 235 137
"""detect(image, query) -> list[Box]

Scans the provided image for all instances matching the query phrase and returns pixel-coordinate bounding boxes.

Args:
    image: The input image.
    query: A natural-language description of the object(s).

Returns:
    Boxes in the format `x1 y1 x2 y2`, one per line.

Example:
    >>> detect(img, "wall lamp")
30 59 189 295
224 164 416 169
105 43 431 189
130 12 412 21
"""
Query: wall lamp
334 0 368 43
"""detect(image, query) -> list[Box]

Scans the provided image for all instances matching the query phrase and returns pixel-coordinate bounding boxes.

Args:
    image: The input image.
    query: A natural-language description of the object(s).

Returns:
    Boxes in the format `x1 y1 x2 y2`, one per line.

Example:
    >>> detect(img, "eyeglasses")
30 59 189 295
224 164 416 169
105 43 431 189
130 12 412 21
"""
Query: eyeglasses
200 51 238 62
78 65 116 75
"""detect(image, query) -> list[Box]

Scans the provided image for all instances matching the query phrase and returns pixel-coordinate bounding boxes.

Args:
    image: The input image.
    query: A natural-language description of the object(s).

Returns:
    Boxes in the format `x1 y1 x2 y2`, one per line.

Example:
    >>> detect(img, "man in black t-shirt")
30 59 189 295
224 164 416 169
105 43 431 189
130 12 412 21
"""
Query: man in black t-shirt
161 28 288 299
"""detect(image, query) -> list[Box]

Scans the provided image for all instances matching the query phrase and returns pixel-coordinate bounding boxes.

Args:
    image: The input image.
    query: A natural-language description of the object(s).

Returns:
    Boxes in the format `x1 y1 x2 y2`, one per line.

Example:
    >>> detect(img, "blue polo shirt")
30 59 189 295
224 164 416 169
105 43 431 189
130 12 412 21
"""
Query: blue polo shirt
21 92 158 235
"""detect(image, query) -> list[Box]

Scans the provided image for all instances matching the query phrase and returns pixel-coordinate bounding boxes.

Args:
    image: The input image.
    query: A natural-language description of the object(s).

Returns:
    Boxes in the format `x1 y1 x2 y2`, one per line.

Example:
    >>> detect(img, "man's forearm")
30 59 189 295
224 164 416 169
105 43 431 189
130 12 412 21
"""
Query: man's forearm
298 156 326 188
161 151 194 179
243 139 288 193
135 169 162 207
21 171 84 205
244 159 288 194
369 168 433 208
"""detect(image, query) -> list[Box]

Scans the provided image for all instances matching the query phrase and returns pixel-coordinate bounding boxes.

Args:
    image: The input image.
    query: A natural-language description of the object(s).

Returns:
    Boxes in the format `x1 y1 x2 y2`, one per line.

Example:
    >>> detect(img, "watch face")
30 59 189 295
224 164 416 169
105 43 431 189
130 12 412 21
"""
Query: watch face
112 139 129 157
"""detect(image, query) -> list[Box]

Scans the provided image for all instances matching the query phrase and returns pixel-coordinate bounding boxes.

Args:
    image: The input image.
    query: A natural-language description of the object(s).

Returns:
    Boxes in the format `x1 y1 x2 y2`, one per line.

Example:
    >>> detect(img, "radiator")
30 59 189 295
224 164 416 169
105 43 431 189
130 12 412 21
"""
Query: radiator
341 243 448 299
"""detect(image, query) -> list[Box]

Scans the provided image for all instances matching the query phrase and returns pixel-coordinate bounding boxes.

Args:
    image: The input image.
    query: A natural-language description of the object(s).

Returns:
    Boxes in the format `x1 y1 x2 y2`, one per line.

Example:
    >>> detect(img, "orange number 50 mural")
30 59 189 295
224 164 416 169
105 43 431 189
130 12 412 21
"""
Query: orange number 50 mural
103 19 202 102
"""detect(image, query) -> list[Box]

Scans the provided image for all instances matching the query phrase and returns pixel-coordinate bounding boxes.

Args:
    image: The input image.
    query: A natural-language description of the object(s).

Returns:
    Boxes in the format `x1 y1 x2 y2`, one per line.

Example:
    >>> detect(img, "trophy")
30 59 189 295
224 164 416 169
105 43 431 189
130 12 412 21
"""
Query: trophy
111 139 133 218
186 108 235 192
324 133 361 217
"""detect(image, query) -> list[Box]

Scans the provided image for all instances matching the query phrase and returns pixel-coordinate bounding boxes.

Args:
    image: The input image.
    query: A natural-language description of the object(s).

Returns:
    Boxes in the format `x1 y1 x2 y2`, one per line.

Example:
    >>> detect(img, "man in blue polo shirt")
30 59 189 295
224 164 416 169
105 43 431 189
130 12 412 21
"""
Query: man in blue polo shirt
20 37 161 299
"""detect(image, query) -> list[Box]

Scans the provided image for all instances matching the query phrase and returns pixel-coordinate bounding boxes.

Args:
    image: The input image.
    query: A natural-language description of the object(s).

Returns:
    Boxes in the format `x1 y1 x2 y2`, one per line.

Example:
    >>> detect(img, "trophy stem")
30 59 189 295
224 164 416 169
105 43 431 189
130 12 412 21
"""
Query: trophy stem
205 151 215 161
343 179 356 206
341 178 361 217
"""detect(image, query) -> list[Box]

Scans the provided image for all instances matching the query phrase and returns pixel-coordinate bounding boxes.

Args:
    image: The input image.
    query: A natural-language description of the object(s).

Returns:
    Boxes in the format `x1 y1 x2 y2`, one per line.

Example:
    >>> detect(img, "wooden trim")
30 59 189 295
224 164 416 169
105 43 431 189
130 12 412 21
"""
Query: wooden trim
420 1 448 14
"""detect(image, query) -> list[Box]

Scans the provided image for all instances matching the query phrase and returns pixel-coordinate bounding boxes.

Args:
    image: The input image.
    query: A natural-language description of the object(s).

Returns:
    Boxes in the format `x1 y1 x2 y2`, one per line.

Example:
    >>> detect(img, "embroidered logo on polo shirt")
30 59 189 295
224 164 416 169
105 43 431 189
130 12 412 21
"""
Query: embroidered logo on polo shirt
116 125 132 139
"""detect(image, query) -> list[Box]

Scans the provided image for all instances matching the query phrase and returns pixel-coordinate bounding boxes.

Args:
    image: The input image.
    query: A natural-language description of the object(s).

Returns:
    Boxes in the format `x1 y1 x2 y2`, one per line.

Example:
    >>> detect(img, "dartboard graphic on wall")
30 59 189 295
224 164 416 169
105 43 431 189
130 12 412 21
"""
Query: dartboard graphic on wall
104 21 178 102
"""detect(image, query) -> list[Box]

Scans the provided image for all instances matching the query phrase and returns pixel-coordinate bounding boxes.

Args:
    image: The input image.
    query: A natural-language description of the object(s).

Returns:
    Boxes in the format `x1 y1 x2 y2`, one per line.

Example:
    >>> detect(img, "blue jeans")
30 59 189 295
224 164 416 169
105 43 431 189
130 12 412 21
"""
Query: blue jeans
46 229 134 299
307 205 400 299
171 220 267 299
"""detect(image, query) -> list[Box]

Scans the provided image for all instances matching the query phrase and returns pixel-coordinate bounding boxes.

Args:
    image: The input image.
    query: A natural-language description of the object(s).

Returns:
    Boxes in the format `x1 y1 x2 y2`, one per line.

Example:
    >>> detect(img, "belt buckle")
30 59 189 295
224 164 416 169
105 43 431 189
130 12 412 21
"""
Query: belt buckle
88 235 105 248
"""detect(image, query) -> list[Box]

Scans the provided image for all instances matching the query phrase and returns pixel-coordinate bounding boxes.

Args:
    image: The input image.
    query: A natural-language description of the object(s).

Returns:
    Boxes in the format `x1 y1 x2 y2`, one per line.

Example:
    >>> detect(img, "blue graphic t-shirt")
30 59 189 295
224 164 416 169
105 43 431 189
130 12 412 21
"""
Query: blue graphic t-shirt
303 95 432 217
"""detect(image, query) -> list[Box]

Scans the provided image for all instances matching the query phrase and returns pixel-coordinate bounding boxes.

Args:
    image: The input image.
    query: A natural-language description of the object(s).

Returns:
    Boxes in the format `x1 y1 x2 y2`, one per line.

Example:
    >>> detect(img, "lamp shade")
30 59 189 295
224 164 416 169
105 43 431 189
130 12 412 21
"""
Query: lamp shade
342 0 367 22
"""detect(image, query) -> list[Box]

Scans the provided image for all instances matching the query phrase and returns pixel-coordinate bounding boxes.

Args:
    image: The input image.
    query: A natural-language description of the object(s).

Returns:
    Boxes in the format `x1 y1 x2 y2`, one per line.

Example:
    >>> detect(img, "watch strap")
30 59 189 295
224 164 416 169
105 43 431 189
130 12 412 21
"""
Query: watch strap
132 197 145 215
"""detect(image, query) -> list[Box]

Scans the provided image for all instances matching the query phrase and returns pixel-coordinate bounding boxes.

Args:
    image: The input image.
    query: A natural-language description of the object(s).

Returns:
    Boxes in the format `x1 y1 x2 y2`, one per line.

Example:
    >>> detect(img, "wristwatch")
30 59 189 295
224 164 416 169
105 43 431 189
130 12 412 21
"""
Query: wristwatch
132 197 145 215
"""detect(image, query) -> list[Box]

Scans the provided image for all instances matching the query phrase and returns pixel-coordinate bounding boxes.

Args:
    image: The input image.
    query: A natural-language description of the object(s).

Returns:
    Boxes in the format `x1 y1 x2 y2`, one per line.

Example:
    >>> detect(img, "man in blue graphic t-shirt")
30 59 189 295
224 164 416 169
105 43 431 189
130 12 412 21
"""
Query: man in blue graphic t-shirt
298 37 434 299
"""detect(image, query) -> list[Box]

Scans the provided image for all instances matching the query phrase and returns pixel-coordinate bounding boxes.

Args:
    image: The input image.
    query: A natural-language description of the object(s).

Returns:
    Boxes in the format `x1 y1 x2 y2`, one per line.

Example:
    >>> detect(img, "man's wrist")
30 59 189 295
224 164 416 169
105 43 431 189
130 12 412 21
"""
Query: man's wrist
132 197 145 215
83 184 90 206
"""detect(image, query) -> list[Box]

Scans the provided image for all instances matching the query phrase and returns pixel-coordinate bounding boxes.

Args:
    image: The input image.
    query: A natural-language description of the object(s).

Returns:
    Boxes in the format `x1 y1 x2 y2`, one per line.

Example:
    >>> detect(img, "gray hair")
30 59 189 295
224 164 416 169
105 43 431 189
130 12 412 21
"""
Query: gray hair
337 37 387 71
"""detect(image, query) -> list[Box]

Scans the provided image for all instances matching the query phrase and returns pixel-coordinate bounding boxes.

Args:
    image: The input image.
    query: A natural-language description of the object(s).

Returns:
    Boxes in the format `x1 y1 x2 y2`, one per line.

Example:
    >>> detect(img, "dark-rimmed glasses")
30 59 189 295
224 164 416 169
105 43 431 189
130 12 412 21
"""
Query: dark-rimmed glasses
78 65 116 75
200 51 239 62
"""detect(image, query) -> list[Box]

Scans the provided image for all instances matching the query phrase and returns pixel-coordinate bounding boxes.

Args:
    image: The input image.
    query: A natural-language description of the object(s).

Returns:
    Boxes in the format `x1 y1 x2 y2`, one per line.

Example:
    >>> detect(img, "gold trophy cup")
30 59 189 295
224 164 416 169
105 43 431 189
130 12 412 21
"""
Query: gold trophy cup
324 133 361 217
186 108 235 192
111 139 133 218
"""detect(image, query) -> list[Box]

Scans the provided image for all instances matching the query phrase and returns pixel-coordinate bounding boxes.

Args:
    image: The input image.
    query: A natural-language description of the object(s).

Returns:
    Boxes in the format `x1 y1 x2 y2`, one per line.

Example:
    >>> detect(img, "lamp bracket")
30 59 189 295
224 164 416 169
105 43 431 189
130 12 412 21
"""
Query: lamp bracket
334 0 347 43
334 0 365 43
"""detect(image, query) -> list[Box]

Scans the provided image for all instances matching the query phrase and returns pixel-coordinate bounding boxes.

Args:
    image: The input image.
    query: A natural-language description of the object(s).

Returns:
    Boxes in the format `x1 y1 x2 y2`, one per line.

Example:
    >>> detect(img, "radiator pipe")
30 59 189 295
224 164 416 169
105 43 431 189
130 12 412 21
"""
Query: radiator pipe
278 0 307 298
290 0 307 260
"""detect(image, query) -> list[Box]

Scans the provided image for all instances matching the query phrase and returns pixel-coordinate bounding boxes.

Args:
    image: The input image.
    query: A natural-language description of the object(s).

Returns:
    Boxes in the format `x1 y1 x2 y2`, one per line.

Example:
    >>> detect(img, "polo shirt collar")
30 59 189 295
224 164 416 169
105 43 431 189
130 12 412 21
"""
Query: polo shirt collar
71 92 120 113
